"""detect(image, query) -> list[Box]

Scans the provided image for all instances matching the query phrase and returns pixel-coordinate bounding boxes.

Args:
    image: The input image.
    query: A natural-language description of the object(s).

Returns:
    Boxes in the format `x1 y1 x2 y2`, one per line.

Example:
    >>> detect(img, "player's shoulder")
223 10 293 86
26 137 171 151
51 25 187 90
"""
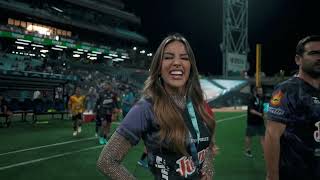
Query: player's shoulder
274 77 301 93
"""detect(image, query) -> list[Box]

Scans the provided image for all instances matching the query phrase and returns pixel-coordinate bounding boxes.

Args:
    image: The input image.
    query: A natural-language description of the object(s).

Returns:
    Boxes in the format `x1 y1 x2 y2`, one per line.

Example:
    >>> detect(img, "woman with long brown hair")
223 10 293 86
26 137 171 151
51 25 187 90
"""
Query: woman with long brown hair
97 33 216 179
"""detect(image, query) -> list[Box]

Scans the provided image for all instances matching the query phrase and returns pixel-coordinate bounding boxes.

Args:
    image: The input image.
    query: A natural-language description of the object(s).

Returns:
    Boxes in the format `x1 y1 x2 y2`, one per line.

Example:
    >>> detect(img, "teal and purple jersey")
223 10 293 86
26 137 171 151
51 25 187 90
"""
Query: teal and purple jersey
116 98 213 179
268 77 320 179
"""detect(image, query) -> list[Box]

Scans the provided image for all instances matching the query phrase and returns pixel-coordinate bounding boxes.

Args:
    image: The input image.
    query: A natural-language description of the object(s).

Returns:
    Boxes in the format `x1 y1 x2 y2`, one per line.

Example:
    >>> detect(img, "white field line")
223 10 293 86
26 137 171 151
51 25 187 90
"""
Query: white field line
0 114 246 171
0 137 96 156
0 145 103 171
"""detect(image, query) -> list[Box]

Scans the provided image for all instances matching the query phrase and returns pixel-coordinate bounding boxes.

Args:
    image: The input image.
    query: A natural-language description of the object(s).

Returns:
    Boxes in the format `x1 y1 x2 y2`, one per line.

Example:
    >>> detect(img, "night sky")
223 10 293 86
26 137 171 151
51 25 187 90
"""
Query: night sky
123 0 320 76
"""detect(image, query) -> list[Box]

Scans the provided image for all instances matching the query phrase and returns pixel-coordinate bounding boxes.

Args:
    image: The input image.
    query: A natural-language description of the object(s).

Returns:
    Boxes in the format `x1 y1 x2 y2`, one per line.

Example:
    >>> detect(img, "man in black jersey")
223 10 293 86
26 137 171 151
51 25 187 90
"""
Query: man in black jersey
244 87 265 157
264 35 320 180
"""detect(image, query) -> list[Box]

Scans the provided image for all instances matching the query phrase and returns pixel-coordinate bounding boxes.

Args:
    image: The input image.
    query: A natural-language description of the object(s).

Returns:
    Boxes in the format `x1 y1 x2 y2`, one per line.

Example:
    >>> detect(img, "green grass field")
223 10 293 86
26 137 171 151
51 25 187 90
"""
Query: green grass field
0 112 265 180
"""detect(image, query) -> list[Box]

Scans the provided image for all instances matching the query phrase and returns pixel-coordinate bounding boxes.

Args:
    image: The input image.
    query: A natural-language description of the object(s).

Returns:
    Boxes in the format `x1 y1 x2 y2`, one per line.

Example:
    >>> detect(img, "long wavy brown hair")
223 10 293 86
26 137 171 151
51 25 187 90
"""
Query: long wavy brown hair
143 33 215 155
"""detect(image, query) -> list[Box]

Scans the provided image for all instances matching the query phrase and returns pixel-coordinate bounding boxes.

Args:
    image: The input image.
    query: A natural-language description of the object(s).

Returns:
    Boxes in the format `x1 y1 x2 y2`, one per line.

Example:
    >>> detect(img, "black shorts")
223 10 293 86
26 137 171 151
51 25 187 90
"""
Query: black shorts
96 114 112 126
245 125 265 137
72 113 82 121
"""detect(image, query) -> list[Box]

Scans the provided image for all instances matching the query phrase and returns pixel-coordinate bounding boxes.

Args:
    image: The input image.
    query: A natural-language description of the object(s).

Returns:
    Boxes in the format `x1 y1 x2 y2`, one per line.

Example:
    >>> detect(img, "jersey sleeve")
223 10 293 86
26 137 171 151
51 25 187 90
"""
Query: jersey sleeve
204 102 214 118
267 84 297 124
116 99 152 146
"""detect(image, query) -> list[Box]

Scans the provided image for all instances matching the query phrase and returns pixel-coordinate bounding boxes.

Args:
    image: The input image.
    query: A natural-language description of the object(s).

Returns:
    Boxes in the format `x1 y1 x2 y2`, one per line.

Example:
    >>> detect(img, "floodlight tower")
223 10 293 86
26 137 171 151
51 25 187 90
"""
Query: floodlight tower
221 0 249 78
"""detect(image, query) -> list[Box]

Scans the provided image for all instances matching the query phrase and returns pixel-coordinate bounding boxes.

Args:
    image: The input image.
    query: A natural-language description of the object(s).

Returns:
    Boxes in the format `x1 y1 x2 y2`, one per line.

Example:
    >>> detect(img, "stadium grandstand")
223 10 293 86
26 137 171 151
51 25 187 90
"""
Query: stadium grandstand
0 1 293 180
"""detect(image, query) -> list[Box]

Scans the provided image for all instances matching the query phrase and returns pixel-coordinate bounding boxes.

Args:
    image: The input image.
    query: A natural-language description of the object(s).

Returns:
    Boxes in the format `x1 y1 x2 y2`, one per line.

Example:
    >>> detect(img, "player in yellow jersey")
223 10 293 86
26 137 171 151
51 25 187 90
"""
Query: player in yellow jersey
68 87 86 136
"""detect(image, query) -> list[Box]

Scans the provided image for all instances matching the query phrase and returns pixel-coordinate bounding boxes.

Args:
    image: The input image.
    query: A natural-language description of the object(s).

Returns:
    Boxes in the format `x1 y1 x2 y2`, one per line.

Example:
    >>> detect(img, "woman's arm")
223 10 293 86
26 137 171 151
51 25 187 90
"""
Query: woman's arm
201 143 217 180
97 132 136 180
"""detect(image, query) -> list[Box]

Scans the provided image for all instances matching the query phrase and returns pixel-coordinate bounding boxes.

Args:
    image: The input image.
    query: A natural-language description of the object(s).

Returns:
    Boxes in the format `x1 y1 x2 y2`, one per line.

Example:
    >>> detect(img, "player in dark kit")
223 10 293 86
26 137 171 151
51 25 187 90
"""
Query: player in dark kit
244 87 265 157
95 83 117 145
264 35 320 180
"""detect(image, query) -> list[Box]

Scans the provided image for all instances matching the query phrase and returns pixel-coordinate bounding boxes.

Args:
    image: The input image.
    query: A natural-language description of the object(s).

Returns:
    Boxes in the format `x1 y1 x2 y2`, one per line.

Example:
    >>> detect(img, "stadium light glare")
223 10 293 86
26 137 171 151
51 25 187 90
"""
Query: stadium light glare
51 47 63 51
73 54 80 58
73 51 84 54
31 44 44 48
17 46 24 50
15 41 29 46
41 54 46 57
55 45 67 49
113 58 124 61
140 50 146 54
133 47 137 50
92 51 102 54
87 53 97 56
109 53 118 57
121 55 129 59
52 6 63 13
77 49 84 51
27 25 50 36
17 39 31 43
40 49 49 53
103 56 112 59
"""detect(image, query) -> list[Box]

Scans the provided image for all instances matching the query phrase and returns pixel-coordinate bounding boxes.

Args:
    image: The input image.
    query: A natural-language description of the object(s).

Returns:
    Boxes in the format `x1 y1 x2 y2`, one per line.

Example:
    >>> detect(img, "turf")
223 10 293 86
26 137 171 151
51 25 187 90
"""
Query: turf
0 112 265 180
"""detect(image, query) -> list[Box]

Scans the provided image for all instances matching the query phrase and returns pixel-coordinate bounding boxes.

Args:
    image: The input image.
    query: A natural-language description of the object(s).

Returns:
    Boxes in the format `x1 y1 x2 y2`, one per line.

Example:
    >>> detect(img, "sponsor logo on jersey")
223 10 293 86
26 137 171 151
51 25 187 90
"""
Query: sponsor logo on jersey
268 107 285 116
175 148 208 178
270 90 284 106
314 121 320 143
155 156 169 180
312 97 320 104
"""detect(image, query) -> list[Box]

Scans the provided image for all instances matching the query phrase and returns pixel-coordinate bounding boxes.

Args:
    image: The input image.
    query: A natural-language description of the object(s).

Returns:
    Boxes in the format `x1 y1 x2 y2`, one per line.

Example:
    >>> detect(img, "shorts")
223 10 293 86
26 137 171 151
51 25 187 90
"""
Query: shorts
96 114 112 126
245 125 265 137
72 113 82 121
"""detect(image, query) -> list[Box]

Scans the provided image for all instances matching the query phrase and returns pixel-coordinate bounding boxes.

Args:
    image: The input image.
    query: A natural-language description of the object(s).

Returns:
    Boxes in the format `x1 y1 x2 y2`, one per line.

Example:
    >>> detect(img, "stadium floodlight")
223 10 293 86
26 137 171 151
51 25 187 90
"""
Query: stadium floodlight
90 57 97 60
77 49 84 51
73 54 80 58
92 51 102 54
109 53 118 57
40 49 49 53
15 41 29 45
17 39 31 43
17 46 24 50
113 58 124 61
52 6 63 13
87 53 97 56
140 50 145 54
103 56 112 59
73 51 84 54
55 45 67 49
51 47 63 51
31 44 44 48
41 54 46 58
147 53 153 57
121 55 129 59
133 47 137 50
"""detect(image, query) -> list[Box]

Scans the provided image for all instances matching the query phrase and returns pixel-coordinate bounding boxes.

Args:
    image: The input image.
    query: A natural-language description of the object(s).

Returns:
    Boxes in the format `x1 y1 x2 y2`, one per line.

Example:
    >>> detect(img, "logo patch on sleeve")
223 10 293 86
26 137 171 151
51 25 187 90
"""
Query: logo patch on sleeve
270 90 284 106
